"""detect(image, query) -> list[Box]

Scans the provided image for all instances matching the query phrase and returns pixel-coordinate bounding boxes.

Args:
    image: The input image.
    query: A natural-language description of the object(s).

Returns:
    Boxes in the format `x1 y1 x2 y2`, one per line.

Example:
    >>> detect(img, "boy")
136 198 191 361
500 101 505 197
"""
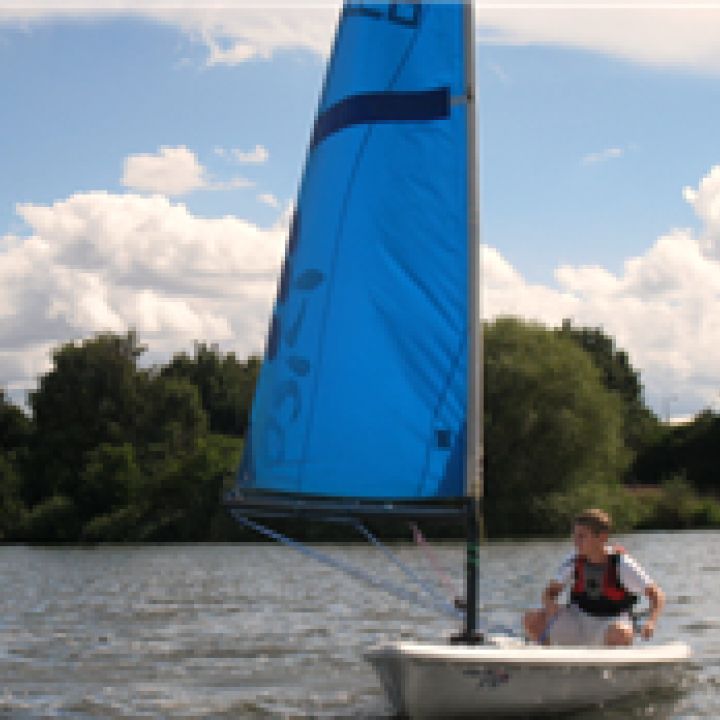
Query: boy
523 508 664 646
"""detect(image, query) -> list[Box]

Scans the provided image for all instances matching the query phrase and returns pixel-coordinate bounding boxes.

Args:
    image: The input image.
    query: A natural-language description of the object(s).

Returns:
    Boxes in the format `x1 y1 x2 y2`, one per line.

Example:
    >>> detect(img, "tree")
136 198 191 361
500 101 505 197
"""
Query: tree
23 494 80 542
0 391 31 537
77 443 141 524
0 453 25 540
28 332 215 536
161 343 260 437
28 332 146 504
556 320 660 462
634 409 720 492
484 317 629 536
137 434 242 541
0 390 31 454
135 374 208 459
114 374 212 541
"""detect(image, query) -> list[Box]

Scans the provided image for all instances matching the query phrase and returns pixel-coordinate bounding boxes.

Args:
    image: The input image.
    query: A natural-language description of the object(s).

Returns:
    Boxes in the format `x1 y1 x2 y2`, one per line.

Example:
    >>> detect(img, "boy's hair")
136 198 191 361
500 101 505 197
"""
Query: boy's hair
574 508 612 535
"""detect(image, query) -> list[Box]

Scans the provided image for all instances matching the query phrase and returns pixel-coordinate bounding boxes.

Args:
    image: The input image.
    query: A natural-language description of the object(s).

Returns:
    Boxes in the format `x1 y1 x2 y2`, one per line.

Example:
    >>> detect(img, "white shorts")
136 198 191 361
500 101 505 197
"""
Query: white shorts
545 605 633 646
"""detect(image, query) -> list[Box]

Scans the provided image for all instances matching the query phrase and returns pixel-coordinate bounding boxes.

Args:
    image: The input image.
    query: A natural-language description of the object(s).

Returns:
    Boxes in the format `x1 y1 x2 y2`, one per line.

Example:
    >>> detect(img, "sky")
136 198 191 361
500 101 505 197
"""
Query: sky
2 1 720 420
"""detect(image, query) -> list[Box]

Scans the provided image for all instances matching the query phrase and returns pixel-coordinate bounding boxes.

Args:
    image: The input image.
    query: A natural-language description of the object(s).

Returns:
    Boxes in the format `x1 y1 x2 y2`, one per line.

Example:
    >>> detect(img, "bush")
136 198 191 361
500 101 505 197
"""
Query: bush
24 495 80 542
0 454 26 540
81 506 144 542
534 481 653 535
637 474 720 530
78 443 141 521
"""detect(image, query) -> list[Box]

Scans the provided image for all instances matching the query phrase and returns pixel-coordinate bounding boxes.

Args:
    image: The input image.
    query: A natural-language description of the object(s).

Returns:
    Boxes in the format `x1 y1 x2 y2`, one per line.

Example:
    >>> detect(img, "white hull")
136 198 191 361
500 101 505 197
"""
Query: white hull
365 636 692 719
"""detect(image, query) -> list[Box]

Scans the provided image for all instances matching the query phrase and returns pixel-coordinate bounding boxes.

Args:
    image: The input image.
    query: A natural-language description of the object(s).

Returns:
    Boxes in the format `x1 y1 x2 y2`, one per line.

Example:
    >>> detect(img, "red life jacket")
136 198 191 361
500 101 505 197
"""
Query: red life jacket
570 550 637 618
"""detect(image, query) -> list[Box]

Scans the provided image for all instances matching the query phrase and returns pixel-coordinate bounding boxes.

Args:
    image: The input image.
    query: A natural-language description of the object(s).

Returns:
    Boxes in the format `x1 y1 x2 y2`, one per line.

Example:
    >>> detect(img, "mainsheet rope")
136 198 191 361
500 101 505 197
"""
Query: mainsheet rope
409 522 460 602
231 511 463 621
352 520 460 618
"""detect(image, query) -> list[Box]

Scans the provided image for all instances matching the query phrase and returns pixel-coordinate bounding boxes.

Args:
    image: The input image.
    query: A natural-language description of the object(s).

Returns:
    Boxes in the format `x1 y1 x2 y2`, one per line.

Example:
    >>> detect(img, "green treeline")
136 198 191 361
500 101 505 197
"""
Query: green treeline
0 333 254 542
1 319 720 542
485 318 720 535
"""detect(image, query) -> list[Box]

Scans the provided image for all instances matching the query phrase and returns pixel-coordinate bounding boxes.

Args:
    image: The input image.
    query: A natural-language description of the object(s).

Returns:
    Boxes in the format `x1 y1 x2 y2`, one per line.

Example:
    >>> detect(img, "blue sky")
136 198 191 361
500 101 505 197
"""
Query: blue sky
2 2 720 419
0 17 322 231
481 44 715 281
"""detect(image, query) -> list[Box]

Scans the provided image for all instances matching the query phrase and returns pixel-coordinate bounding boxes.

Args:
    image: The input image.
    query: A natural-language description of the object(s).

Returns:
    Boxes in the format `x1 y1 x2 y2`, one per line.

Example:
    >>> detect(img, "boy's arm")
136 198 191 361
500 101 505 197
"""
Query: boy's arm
542 580 565 616
544 555 574 616
619 554 664 639
641 583 665 639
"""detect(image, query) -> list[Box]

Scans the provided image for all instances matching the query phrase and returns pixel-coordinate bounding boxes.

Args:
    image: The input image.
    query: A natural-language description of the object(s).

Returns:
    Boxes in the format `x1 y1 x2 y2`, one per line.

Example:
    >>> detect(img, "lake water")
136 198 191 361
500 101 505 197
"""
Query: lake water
0 531 717 719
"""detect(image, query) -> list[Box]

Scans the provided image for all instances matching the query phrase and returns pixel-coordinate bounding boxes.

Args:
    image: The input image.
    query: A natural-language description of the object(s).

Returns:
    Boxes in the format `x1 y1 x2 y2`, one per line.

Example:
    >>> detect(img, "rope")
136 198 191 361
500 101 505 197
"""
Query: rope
409 522 460 602
631 607 651 636
231 511 461 620
538 611 559 644
353 521 461 619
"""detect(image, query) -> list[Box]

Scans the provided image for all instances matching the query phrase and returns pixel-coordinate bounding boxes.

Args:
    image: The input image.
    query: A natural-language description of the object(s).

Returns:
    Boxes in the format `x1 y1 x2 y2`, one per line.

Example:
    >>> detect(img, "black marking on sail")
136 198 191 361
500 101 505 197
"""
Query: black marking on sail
295 269 325 291
266 313 280 362
345 2 422 27
284 301 306 348
278 212 300 305
310 87 450 149
287 356 311 377
435 428 452 450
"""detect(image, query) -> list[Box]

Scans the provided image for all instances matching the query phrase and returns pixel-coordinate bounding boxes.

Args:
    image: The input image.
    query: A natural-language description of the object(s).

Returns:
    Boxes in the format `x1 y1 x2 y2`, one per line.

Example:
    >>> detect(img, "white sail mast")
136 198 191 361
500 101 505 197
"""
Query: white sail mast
465 0 483 506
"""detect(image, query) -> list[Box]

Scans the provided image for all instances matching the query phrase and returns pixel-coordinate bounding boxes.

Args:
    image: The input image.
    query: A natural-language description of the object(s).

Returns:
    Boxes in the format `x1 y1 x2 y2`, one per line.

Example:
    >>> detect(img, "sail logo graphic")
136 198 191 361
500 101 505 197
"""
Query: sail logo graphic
345 2 421 28
263 212 324 467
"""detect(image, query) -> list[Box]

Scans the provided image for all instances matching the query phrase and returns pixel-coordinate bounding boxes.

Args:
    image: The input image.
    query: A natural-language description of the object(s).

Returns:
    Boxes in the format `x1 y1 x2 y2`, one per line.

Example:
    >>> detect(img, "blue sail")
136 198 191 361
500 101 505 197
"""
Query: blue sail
237 2 470 501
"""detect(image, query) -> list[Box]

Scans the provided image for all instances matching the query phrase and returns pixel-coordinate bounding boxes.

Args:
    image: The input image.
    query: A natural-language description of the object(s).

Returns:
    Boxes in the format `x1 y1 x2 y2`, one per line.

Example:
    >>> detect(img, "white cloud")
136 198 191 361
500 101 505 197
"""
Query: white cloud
683 165 720 254
121 146 253 196
208 177 254 192
478 6 720 76
233 144 269 165
197 7 337 65
122 146 206 196
0 4 339 65
581 146 624 166
0 191 287 394
5 144 720 419
257 193 280 209
216 144 270 165
488 61 511 84
5 2 720 74
484 165 720 416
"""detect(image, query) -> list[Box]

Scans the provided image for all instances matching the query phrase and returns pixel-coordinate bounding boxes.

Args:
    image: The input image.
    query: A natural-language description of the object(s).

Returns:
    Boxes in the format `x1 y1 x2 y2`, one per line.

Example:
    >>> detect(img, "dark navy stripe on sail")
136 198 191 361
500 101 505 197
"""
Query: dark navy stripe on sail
311 87 450 149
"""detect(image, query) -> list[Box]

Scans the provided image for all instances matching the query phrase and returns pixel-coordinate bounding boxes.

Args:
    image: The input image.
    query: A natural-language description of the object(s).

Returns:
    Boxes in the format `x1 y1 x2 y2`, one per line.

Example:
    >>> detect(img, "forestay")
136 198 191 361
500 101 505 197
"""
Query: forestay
236 2 471 503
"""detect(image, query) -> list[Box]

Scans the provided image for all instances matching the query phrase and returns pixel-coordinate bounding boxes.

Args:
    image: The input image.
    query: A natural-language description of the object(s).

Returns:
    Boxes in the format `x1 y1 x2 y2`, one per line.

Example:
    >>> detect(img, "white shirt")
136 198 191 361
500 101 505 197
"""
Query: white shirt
554 545 654 597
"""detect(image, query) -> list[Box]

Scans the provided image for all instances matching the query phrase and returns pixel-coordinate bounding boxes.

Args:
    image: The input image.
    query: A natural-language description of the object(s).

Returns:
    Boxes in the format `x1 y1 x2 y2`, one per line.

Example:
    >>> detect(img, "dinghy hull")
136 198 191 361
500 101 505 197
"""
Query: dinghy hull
366 638 692 718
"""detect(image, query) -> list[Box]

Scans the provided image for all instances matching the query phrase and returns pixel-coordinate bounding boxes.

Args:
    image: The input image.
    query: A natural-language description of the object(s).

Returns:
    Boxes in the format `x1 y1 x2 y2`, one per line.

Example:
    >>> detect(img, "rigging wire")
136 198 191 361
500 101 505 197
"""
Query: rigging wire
231 511 462 621
409 522 460 602
352 520 460 619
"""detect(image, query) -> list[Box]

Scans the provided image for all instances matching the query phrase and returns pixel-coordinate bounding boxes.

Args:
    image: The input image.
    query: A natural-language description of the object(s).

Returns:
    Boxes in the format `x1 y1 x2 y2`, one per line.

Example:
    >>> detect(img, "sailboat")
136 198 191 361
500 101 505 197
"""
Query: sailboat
225 1 691 717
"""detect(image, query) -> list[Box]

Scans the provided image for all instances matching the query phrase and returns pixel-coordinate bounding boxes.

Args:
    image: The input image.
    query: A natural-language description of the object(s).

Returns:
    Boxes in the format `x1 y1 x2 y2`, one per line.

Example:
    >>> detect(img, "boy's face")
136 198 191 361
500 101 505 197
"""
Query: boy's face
572 522 607 557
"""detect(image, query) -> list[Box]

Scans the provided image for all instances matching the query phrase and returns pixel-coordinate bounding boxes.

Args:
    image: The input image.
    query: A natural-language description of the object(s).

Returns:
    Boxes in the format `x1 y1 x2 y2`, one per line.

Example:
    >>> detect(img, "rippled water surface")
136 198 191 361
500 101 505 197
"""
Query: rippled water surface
0 531 717 718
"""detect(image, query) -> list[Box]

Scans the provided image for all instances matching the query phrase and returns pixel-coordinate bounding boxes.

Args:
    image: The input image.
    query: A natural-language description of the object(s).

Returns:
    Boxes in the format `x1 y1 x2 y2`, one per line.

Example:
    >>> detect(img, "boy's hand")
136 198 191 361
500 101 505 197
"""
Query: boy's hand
542 581 563 618
641 619 656 640
543 597 559 618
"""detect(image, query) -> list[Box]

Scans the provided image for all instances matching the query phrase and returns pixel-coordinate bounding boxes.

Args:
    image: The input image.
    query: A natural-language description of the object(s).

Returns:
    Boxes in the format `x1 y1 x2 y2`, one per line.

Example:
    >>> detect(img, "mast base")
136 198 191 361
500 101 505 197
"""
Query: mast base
449 630 485 646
